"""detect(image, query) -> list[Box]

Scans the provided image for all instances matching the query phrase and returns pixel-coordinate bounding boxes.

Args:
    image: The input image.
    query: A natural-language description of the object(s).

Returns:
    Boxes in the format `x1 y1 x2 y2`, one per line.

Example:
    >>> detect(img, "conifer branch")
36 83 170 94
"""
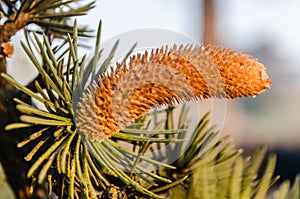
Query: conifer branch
2 13 299 199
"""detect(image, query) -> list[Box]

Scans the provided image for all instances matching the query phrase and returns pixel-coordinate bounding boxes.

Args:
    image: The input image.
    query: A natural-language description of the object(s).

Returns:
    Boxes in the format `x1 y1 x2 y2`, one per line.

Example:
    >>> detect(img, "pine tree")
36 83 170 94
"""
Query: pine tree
0 1 299 199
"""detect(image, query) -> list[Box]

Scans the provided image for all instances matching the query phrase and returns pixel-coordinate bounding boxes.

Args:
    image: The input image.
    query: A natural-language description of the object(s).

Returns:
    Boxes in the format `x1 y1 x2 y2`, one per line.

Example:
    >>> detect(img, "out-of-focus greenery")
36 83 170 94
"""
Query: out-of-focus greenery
0 163 15 199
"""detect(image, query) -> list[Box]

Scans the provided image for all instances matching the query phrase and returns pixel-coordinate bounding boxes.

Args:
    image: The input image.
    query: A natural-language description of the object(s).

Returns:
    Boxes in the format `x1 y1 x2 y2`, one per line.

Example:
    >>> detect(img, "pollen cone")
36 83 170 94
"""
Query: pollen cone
76 44 272 142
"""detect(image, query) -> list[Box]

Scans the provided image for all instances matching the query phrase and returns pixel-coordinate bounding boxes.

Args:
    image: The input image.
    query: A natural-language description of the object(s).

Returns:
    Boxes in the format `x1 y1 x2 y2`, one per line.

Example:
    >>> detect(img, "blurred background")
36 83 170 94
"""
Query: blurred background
2 0 300 197
76 0 300 149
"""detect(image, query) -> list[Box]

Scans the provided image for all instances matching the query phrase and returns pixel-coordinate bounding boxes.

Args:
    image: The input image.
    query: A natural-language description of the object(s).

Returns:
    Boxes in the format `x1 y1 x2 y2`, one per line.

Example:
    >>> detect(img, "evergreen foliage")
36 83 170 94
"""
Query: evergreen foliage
0 1 299 198
2 22 300 198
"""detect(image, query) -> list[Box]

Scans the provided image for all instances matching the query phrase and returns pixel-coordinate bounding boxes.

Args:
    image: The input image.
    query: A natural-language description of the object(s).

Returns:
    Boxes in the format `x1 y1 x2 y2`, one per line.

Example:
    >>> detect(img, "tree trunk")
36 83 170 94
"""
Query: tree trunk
203 0 217 45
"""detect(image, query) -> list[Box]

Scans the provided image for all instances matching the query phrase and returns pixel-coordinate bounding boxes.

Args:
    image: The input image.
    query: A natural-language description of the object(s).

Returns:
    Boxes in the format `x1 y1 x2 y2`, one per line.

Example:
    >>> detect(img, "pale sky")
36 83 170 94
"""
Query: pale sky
76 0 300 70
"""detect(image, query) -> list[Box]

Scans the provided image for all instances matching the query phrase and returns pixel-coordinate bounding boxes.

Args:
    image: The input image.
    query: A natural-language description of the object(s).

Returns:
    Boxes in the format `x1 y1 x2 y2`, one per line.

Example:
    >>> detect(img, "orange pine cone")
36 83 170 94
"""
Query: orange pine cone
75 44 272 142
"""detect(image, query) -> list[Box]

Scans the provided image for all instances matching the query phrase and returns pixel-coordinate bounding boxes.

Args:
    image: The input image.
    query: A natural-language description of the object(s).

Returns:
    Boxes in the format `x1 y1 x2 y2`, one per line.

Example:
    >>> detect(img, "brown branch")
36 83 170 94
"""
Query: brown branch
0 12 31 44
0 12 31 79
